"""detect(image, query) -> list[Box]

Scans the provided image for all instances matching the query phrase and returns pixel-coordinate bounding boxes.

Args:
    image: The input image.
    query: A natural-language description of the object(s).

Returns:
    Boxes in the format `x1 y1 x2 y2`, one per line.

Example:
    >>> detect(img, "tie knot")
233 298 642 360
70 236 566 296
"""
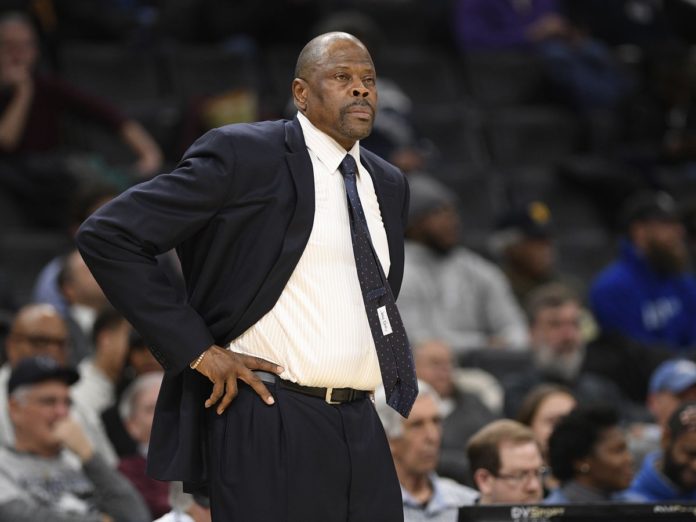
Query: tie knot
339 154 358 180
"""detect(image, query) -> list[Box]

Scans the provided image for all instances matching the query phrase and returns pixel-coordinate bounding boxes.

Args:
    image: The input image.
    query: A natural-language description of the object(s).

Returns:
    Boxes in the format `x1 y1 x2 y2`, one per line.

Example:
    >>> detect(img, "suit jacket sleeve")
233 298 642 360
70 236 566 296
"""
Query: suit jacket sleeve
76 129 236 374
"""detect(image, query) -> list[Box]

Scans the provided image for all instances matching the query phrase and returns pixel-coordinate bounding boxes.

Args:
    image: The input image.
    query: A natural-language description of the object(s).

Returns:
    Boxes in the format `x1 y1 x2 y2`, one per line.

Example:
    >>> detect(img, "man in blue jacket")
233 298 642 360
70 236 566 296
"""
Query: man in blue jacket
76 32 414 522
590 190 696 351
627 401 696 501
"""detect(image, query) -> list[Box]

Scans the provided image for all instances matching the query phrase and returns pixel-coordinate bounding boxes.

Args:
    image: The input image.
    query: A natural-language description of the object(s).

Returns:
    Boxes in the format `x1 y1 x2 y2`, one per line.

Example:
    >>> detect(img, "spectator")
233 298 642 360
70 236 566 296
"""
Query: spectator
504 283 630 418
117 371 169 519
546 404 634 503
0 356 150 521
376 380 479 521
627 400 696 501
628 358 696 466
0 12 162 228
516 383 576 463
467 419 545 505
102 329 162 457
489 201 582 307
57 249 109 364
397 174 528 353
590 190 696 351
0 303 117 465
414 339 499 447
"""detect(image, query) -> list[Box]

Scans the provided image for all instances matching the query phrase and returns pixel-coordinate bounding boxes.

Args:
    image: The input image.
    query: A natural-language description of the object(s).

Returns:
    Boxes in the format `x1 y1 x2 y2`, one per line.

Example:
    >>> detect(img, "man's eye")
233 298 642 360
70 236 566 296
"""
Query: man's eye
363 77 375 86
335 73 349 81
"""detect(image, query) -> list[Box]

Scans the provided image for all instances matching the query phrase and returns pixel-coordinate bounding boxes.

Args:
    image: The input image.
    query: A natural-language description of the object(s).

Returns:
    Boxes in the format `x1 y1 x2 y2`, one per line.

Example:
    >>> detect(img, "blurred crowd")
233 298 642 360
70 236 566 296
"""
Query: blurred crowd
3 0 696 520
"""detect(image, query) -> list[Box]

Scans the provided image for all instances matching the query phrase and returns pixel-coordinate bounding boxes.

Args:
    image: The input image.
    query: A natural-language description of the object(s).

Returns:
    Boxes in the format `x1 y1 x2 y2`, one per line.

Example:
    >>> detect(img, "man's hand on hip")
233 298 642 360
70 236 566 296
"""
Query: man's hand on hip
194 345 284 414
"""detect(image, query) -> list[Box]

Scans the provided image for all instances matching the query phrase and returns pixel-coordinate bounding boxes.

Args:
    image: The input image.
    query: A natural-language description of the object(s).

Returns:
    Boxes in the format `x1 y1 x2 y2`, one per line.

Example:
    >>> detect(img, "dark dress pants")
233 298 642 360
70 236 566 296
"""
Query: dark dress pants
207 380 404 522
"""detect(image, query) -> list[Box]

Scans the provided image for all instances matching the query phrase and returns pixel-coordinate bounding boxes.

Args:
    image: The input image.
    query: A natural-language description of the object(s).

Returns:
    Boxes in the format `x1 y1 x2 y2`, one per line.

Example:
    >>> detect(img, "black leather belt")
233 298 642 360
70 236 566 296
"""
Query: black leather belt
254 371 371 405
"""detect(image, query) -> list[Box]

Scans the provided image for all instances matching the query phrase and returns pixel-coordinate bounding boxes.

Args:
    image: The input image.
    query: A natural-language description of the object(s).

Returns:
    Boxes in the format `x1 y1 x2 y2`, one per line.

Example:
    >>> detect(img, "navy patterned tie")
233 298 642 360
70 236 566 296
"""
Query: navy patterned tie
339 154 417 417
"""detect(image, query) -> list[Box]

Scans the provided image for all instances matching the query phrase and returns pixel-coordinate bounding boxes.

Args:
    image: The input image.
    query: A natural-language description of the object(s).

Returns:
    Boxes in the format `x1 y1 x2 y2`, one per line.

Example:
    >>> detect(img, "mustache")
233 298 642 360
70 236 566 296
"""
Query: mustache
343 100 375 114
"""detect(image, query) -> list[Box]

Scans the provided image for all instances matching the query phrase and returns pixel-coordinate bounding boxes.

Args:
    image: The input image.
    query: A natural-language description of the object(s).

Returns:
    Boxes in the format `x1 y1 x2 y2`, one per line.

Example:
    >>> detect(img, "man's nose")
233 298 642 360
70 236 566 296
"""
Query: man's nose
352 83 370 97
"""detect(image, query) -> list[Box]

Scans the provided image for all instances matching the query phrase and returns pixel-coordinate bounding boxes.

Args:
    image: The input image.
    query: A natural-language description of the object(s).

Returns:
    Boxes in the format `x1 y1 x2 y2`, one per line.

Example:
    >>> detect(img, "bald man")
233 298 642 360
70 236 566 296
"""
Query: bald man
77 32 412 521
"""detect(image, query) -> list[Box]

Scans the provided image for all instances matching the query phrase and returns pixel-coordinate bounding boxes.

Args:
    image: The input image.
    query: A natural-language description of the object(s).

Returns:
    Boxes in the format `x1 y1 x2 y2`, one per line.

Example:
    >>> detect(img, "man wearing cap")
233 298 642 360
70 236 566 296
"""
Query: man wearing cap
397 174 528 353
590 190 696 351
489 201 580 307
627 401 696 501
0 356 150 521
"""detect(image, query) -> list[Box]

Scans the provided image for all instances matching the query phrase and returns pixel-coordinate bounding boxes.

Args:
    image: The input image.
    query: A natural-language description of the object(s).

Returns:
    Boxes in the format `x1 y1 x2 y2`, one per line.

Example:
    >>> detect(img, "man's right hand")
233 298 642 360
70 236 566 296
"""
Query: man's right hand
193 345 284 414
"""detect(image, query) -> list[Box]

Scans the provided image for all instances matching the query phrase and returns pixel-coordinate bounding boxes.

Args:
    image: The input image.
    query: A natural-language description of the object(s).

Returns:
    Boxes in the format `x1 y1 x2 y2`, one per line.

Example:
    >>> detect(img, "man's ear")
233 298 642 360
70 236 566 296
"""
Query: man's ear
474 468 494 495
292 78 308 112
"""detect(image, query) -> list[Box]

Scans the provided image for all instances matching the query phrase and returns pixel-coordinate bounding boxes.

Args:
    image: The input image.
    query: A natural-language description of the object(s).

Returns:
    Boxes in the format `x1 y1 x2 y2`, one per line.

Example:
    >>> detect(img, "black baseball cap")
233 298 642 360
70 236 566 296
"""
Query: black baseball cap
621 190 679 229
8 356 80 395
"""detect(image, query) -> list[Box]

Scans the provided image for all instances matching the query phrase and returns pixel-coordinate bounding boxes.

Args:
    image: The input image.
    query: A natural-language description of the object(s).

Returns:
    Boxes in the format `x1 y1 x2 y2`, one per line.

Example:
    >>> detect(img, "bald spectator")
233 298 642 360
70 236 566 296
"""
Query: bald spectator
0 356 149 521
0 304 116 465
397 174 528 353
376 380 478 521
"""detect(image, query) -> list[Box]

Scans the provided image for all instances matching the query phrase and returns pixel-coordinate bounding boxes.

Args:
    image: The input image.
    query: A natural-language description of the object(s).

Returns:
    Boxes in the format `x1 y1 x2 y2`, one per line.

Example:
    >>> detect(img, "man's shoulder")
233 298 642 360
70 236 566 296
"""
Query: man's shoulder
360 146 404 180
212 119 289 141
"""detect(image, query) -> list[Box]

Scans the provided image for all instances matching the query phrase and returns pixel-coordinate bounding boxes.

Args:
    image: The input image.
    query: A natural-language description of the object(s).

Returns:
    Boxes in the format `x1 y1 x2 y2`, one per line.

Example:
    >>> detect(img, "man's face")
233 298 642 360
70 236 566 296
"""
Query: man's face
0 20 37 75
390 394 442 478
635 220 688 275
531 302 584 381
507 238 554 279
477 441 545 504
663 430 696 491
63 251 108 310
9 380 71 455
125 380 160 445
584 426 635 493
414 341 454 398
294 37 377 150
7 311 69 366
649 386 696 427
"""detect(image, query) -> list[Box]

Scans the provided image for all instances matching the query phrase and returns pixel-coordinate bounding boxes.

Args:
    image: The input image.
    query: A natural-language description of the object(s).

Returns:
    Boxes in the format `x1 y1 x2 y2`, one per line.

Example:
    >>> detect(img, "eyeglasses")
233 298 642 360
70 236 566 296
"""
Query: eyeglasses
494 467 549 486
12 334 68 351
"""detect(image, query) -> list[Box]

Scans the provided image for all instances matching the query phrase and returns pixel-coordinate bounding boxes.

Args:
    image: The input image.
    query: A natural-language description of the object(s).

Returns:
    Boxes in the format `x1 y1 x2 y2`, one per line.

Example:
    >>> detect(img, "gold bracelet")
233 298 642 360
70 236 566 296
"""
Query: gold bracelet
190 351 206 370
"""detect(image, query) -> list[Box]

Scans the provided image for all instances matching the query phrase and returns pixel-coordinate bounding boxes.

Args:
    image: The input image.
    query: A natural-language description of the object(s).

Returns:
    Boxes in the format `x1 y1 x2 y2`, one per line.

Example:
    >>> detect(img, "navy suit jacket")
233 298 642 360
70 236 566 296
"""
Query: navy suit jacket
76 117 410 490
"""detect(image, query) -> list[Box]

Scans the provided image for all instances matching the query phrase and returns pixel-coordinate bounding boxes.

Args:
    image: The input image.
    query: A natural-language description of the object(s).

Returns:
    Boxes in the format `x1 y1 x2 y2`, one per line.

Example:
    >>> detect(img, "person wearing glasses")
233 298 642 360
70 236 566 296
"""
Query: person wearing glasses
0 303 117 465
546 403 634 503
466 419 546 504
376 380 479 521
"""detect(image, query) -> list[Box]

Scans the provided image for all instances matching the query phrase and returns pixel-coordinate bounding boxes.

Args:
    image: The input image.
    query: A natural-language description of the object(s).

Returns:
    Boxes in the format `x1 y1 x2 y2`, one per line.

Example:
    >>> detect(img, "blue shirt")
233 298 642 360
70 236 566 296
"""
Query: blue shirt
626 451 696 502
402 473 479 522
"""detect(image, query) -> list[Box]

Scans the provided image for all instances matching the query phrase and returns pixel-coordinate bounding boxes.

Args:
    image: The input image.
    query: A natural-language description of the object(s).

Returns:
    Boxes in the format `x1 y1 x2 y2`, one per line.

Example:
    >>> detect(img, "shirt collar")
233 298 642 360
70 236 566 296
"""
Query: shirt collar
297 111 361 176
400 473 457 514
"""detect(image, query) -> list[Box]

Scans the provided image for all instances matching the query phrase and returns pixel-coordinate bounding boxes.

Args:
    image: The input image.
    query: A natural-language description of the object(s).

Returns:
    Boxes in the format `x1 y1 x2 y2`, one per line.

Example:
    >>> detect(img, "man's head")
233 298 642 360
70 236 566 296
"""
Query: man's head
58 249 108 310
5 304 69 366
413 339 454 399
119 371 163 446
549 404 633 494
127 330 162 375
490 201 555 280
7 356 79 456
292 32 377 151
0 12 38 80
648 359 696 427
662 401 696 492
405 174 460 254
622 191 687 276
376 380 443 482
467 420 545 505
525 284 584 382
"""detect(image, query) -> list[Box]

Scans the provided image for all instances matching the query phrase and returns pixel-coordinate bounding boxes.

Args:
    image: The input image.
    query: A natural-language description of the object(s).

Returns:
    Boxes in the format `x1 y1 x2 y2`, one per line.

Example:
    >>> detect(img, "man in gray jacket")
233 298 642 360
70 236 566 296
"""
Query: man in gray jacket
0 356 149 522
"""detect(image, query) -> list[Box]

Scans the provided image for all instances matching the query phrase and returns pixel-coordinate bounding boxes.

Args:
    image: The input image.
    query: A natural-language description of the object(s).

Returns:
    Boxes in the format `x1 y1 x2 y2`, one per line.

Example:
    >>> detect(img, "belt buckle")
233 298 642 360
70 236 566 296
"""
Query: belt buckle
325 388 340 405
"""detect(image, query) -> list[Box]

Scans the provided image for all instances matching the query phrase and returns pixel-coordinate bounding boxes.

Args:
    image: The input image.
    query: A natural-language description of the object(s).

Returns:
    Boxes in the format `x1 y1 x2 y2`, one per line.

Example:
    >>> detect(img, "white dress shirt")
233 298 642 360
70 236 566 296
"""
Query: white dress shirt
228 112 390 390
